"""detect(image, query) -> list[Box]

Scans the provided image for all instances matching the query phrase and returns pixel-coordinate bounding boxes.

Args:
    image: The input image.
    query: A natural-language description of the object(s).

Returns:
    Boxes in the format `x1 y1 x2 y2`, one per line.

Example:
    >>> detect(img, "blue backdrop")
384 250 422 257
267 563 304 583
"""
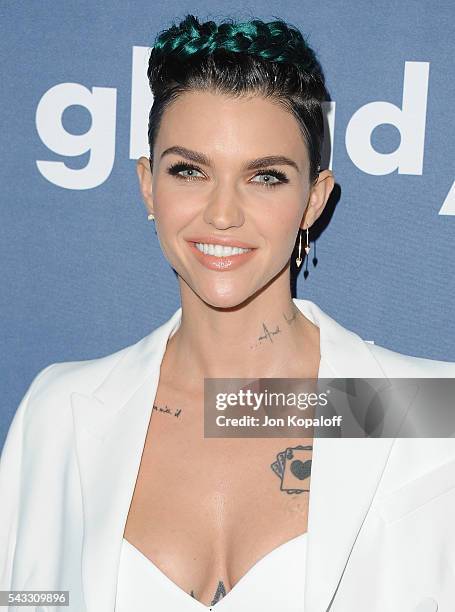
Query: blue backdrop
1 1 454 448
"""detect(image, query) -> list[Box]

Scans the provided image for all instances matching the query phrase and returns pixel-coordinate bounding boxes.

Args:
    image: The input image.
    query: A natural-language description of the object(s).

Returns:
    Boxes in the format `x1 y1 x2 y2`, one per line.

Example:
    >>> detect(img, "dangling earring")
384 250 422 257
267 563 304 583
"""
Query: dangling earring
296 229 303 267
147 213 155 221
296 227 311 267
304 227 311 254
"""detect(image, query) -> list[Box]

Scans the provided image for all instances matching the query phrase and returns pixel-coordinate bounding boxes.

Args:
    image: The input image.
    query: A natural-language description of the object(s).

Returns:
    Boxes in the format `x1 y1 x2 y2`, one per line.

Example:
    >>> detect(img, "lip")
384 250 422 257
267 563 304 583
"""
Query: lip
186 239 258 272
185 235 258 249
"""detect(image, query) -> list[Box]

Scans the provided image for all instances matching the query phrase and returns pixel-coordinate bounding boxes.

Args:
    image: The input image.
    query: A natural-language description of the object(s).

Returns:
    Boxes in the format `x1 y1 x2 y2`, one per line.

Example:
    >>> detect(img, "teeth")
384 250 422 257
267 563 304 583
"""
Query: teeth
195 243 252 257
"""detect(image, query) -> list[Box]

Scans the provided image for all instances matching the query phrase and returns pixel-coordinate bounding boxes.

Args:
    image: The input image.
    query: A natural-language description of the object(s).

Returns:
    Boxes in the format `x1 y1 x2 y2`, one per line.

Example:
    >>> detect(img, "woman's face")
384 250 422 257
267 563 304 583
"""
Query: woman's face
139 90 332 308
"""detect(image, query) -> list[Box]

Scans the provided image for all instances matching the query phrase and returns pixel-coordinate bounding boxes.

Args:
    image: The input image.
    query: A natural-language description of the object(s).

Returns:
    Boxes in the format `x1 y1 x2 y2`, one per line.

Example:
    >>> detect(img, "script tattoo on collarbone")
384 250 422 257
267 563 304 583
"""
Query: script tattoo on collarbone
190 581 226 605
152 403 183 418
250 307 299 350
270 444 313 494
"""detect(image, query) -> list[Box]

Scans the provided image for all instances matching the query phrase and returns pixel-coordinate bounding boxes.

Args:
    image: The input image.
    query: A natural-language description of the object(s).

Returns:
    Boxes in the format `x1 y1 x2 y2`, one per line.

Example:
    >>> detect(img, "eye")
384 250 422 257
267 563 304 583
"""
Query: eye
167 162 205 181
250 169 289 188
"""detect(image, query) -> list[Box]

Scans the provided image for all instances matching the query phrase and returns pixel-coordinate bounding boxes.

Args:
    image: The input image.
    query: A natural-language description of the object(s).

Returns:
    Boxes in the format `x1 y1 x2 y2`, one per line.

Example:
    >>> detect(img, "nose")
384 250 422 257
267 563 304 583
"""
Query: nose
202 185 245 230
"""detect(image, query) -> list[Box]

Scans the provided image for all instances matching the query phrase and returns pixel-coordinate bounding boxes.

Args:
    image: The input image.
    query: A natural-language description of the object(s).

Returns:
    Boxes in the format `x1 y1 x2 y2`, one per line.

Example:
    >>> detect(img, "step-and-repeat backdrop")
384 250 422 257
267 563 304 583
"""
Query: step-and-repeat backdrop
1 1 454 446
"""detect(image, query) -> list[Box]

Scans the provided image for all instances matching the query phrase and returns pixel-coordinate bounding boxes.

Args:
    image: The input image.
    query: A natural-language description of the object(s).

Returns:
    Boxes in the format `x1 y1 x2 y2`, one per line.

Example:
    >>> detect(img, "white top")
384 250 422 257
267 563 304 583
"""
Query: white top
114 532 308 611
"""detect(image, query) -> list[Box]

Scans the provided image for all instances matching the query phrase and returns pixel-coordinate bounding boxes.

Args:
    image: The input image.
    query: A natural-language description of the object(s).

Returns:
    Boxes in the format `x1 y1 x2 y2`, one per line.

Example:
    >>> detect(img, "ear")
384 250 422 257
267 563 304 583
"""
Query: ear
136 156 154 217
301 169 335 229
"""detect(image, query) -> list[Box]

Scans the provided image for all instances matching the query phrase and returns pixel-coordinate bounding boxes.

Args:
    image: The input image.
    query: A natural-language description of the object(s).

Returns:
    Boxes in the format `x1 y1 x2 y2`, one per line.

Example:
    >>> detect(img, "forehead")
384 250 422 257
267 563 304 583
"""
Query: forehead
155 90 308 167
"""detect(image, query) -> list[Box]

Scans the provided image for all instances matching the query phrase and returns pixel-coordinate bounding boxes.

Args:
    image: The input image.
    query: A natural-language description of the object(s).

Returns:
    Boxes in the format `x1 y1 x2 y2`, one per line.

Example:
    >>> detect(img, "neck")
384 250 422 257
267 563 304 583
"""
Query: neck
161 280 320 386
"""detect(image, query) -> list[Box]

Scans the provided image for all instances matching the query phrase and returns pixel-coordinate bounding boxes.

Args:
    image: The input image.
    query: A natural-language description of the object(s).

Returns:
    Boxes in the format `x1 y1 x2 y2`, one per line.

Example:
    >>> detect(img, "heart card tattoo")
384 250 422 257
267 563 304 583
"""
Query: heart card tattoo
270 444 313 494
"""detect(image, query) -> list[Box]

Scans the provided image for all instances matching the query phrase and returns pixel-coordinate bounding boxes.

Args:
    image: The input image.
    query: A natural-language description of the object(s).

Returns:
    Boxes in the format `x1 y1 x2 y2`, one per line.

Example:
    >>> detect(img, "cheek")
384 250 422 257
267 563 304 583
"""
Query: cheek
256 203 301 251
153 187 191 248
153 180 198 226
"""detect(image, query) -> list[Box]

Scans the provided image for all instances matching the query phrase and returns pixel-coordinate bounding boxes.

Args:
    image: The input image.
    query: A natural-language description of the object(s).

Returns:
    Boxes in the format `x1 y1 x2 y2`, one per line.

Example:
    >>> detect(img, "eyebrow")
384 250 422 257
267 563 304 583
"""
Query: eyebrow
159 145 300 173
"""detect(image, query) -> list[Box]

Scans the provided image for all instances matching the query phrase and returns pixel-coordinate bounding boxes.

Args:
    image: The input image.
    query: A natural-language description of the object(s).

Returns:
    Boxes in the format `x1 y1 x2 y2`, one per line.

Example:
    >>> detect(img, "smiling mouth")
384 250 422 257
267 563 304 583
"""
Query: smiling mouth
186 240 258 271
193 242 253 257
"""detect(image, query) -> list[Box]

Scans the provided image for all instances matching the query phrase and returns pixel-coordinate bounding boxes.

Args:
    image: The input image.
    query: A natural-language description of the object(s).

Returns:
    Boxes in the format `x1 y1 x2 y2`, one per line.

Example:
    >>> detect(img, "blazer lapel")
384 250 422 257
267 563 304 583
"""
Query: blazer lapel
71 298 394 612
71 307 182 612
297 299 396 612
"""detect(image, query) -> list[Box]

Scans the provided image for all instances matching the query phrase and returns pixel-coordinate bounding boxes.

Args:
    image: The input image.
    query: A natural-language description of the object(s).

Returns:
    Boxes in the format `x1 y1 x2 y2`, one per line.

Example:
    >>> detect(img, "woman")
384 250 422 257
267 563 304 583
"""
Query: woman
1 13 455 612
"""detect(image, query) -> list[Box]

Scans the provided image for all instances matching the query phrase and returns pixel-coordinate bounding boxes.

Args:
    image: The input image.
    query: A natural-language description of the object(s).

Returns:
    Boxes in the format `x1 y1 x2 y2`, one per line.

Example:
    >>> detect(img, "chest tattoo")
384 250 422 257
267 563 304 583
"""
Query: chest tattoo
152 403 183 417
190 580 226 604
270 444 313 494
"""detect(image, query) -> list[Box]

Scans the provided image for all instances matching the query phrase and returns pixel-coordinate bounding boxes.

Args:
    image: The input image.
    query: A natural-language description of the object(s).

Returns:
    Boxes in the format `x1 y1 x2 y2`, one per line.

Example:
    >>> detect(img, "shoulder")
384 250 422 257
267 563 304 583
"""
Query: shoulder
31 348 127 396
21 342 136 426
20 307 181 427
364 341 455 378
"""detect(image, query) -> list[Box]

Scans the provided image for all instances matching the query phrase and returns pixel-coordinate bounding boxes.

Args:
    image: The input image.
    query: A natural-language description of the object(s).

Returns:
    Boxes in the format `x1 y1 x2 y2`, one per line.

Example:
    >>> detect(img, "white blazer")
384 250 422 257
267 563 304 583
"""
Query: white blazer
1 298 455 612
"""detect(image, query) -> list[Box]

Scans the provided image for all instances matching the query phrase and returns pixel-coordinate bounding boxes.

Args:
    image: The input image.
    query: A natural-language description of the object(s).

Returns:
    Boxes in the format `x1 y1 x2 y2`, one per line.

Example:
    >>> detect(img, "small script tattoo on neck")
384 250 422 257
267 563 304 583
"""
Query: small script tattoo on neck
270 444 313 494
152 403 183 418
250 307 299 350
190 581 226 604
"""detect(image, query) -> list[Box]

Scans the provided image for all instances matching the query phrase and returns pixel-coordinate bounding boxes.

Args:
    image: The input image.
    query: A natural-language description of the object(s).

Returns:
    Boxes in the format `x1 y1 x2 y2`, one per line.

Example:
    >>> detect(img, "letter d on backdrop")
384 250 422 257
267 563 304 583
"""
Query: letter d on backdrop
345 61 429 176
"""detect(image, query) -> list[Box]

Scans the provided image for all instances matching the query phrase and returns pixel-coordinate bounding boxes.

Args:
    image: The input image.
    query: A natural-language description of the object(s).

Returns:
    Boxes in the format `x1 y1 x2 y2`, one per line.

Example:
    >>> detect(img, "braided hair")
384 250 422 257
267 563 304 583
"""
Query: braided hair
147 14 328 185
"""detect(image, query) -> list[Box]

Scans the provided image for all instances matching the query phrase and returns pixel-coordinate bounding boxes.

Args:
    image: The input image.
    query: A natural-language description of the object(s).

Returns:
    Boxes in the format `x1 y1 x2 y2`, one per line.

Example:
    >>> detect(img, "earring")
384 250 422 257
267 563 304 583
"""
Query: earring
296 227 311 268
296 229 303 267
147 213 155 221
304 227 311 254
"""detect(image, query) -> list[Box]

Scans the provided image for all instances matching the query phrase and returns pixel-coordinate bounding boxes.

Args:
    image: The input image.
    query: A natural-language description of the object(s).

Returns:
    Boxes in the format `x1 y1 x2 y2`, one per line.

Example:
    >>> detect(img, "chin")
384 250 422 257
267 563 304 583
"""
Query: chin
199 293 249 311
194 280 267 311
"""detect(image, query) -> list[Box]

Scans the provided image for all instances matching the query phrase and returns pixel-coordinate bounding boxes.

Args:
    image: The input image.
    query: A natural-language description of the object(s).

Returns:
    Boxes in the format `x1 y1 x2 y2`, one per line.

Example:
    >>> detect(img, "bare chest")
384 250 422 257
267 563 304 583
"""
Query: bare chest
123 384 313 606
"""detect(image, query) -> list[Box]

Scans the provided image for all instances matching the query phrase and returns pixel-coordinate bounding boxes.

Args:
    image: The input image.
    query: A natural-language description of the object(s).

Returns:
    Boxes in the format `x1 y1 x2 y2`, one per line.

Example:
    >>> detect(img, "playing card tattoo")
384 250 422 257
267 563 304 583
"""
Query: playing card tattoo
271 445 312 494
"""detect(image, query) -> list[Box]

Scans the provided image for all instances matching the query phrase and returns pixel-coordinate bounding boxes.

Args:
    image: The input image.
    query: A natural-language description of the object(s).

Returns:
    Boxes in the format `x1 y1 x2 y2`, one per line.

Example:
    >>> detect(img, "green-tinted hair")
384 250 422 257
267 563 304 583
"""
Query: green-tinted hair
147 14 328 184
